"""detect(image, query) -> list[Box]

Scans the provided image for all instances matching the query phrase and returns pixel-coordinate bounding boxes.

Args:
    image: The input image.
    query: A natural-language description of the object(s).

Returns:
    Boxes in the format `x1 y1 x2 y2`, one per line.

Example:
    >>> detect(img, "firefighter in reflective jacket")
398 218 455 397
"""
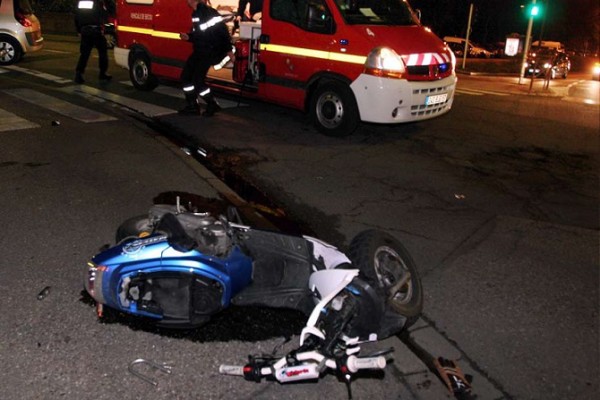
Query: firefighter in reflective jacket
74 0 113 84
179 0 232 116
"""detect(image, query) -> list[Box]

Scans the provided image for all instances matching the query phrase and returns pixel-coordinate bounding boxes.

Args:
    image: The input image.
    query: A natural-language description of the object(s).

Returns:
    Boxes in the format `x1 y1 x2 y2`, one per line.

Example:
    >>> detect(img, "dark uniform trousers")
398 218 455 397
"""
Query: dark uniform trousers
76 26 109 75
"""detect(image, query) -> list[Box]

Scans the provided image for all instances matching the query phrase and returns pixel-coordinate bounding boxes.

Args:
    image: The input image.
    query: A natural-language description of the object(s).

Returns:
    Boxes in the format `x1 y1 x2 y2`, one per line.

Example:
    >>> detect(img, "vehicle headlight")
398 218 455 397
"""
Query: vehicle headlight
364 47 406 79
543 62 552 69
85 261 107 303
593 63 600 74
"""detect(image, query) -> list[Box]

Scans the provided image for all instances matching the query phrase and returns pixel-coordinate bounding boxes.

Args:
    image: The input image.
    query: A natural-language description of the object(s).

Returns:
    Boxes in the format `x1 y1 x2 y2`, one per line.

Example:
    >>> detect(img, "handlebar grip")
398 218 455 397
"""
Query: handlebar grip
346 355 387 373
219 365 244 376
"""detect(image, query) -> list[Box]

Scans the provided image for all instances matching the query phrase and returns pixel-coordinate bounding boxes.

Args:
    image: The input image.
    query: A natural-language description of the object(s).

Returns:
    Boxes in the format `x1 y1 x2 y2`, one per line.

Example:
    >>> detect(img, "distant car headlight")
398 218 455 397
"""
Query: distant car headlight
593 63 600 75
543 62 552 69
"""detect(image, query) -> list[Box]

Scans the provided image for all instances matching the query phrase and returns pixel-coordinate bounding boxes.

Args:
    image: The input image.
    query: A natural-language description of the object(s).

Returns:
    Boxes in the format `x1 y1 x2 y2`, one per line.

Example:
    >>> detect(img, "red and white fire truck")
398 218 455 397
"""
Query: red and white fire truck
113 0 457 135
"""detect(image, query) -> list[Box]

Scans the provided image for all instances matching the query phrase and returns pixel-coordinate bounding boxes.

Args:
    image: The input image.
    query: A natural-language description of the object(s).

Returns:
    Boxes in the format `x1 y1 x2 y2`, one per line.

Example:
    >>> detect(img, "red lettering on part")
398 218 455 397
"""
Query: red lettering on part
285 368 309 377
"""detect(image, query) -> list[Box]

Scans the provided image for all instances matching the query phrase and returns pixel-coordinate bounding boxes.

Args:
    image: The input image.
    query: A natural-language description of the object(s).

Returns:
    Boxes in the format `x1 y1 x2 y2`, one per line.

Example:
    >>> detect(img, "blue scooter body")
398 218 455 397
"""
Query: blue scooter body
86 234 253 327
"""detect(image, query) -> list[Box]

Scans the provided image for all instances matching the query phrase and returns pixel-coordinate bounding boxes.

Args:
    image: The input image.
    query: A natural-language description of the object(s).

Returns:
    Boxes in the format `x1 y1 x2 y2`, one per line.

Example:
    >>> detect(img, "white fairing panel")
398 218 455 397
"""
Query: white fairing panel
301 269 359 345
304 236 351 270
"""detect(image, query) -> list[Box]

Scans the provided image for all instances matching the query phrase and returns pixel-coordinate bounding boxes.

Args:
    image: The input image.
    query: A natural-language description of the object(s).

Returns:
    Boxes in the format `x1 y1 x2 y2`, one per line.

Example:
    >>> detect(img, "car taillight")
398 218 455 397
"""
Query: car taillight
15 12 32 28
364 47 406 79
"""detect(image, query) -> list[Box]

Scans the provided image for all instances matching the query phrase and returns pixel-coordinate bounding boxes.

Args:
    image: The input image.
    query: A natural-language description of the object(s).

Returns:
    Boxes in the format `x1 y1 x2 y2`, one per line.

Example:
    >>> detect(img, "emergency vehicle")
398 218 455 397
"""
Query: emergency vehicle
113 0 457 135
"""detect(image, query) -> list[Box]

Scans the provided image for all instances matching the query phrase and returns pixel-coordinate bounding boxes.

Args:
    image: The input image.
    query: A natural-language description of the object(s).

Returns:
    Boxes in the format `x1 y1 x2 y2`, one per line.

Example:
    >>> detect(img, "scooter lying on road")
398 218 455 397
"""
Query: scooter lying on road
84 200 423 393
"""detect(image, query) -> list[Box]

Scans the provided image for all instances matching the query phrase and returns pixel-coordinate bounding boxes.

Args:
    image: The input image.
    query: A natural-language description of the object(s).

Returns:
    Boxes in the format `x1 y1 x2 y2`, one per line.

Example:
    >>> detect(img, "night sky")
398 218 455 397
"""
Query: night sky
410 0 599 52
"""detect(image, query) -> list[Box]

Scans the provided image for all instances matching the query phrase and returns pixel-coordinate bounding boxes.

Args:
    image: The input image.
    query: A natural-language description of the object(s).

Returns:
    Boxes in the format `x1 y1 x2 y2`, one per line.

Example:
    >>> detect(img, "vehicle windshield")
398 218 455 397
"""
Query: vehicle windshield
530 49 557 60
334 0 418 26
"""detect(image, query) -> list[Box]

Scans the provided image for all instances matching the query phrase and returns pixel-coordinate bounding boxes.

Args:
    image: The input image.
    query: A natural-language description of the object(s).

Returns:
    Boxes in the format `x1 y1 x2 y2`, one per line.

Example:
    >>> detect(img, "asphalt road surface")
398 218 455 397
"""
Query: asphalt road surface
0 36 598 400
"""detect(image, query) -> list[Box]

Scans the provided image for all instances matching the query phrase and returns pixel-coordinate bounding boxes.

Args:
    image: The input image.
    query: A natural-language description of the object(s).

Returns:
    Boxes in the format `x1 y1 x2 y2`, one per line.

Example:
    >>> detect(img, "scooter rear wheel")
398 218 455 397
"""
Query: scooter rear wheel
348 230 423 320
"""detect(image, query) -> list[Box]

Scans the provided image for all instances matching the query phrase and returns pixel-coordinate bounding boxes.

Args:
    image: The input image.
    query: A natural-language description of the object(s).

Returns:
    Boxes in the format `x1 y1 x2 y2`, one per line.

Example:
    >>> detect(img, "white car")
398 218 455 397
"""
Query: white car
0 0 43 65
444 36 492 59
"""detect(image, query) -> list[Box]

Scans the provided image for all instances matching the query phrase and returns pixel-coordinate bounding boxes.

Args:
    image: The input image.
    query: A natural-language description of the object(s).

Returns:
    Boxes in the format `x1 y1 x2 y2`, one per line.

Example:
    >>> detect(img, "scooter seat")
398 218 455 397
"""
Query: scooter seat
155 213 197 252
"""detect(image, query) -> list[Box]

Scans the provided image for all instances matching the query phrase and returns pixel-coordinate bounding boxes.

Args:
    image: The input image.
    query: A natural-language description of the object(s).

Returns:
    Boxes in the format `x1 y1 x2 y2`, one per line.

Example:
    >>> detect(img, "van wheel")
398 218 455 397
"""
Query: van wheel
0 36 23 65
310 81 359 137
129 52 158 91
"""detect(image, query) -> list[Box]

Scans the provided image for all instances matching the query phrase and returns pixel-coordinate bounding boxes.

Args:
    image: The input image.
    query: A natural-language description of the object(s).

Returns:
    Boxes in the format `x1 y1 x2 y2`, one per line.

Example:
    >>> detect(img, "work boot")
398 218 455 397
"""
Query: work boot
178 104 200 115
99 73 112 81
74 72 85 84
178 92 200 115
202 96 221 117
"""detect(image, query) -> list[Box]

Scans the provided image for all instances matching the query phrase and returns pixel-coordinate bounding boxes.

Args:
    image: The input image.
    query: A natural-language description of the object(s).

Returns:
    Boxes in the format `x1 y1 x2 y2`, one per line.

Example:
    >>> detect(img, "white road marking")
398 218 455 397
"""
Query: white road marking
2 65 73 84
0 108 40 132
120 81 248 108
65 84 177 117
3 88 117 123
455 88 509 96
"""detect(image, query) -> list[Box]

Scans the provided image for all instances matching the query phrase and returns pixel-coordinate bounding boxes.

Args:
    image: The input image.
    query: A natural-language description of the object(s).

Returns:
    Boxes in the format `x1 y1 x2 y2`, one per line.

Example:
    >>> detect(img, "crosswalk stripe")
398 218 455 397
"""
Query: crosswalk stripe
3 88 117 123
0 108 40 132
456 88 509 96
67 85 176 117
2 65 73 84
120 81 248 109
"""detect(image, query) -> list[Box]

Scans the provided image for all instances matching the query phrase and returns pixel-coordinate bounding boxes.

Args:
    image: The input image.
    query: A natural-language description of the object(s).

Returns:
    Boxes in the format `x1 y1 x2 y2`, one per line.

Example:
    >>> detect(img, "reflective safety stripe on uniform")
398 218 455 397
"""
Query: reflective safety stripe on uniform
199 88 211 97
193 15 225 31
183 85 195 92
78 0 94 9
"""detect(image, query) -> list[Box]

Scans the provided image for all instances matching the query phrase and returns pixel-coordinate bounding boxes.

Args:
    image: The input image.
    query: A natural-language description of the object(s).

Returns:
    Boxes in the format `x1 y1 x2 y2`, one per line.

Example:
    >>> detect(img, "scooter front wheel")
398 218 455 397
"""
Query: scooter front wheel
115 215 153 243
348 230 423 320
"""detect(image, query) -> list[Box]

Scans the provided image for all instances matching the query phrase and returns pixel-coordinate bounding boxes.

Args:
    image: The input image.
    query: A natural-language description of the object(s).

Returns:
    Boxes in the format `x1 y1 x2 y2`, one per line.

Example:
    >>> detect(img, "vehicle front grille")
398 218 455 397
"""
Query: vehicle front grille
410 100 450 117
406 63 452 81
412 85 453 96
410 83 453 117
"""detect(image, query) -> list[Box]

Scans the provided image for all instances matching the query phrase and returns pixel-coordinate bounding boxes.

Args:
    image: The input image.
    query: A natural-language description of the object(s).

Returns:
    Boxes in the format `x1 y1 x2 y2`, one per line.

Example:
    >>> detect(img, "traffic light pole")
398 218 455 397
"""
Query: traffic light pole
519 0 537 84
462 3 474 70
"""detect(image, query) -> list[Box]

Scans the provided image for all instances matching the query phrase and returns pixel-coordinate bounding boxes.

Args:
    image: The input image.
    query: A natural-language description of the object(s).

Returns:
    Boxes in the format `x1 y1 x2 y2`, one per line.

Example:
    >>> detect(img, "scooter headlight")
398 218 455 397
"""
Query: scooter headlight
85 261 107 303
364 47 406 79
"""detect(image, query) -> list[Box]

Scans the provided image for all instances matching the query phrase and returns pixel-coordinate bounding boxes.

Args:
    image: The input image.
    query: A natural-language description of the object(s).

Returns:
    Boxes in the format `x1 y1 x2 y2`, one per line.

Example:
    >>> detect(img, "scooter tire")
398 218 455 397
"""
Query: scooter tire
115 215 153 243
347 230 423 321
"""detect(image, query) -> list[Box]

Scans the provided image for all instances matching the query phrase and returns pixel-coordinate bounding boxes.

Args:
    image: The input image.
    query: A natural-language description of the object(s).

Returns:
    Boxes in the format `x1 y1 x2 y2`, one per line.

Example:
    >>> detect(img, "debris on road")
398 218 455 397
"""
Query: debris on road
37 286 51 300
128 358 172 386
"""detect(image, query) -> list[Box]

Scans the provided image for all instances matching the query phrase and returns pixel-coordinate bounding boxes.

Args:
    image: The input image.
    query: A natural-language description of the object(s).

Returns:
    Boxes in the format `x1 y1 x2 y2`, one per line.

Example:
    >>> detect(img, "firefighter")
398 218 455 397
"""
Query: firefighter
236 0 263 22
179 0 233 116
74 0 113 84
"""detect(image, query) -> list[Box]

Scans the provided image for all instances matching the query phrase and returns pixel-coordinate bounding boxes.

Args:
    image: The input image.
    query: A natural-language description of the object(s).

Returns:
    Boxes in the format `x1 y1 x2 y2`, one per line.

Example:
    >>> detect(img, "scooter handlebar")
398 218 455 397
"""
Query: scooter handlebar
219 365 244 376
346 355 387 373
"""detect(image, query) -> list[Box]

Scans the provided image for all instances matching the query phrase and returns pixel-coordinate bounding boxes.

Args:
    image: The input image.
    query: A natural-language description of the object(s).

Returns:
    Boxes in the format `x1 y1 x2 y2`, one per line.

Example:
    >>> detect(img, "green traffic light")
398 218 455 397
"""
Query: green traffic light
530 5 540 16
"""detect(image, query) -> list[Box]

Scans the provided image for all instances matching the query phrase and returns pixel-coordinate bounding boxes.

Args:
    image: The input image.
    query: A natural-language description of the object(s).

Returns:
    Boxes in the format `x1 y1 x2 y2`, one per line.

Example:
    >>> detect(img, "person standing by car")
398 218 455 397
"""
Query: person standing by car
179 0 232 116
74 0 114 84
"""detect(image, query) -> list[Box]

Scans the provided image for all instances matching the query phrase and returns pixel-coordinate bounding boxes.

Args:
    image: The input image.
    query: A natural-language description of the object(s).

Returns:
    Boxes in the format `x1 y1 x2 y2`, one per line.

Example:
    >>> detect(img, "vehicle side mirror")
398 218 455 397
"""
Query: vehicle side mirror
414 8 422 22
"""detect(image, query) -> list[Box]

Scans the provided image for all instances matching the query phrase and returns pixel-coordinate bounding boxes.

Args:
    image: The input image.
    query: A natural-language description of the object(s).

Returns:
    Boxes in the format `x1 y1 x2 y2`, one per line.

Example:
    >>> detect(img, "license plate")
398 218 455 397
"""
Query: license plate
425 93 448 106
